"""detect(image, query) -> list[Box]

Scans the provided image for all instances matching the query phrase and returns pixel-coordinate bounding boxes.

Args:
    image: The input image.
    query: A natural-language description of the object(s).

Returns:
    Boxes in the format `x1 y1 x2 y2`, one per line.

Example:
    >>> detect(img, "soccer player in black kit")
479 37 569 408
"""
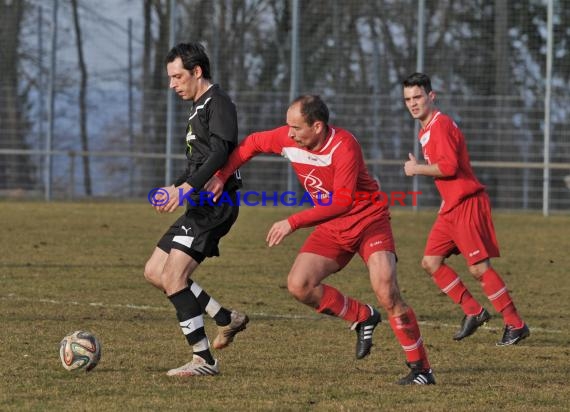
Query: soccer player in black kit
143 42 248 377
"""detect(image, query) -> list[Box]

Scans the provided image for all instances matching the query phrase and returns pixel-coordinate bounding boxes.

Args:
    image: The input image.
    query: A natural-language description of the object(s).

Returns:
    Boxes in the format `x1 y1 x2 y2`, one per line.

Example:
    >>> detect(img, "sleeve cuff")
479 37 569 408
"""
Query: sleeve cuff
287 216 299 231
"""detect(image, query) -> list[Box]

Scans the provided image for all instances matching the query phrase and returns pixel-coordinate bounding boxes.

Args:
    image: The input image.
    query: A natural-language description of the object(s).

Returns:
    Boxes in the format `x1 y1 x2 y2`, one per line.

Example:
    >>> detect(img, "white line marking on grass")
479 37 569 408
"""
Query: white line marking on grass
1 294 561 334
2 293 170 312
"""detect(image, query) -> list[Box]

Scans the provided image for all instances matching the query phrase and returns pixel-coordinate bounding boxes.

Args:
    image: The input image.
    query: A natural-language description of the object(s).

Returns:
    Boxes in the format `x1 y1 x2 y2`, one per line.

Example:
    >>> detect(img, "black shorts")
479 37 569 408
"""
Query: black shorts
157 192 239 263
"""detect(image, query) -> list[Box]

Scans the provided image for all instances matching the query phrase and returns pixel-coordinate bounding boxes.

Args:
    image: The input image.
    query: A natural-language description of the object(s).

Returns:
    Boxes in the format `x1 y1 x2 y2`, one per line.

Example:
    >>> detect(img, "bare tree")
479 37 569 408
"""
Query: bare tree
70 0 92 195
137 0 171 191
0 0 34 192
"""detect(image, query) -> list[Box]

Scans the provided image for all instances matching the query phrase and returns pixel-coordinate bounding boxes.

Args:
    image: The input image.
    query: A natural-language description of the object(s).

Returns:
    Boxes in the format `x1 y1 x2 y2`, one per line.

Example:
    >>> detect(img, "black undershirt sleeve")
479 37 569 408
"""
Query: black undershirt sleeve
186 136 231 190
174 167 190 187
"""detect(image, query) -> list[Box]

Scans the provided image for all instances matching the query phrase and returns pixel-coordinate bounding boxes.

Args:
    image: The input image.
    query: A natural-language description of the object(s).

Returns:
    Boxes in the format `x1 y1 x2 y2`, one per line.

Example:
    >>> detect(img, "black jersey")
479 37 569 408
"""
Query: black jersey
175 84 241 193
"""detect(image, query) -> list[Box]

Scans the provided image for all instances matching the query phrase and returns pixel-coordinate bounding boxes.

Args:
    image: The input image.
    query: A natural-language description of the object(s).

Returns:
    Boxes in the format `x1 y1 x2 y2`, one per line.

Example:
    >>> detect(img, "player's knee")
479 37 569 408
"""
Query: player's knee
287 276 313 303
143 260 162 288
467 259 490 279
287 280 306 302
421 257 440 275
143 261 155 282
467 265 485 280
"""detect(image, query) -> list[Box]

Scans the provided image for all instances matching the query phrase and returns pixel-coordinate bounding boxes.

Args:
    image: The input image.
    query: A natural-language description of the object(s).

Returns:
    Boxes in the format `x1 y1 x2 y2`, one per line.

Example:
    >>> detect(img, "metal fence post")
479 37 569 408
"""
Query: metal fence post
128 18 134 197
46 0 58 201
165 0 176 187
543 0 553 216
287 0 300 193
412 0 425 212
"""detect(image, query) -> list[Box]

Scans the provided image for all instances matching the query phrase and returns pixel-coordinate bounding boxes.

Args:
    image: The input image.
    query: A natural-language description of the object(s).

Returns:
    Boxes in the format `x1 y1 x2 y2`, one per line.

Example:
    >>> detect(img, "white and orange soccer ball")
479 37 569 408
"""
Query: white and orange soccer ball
59 330 101 372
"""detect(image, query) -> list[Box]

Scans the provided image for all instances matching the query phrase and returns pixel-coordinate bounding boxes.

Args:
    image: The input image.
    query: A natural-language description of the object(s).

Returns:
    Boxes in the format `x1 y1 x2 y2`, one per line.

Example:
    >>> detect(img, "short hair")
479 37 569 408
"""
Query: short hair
166 42 211 80
290 95 329 126
402 72 432 94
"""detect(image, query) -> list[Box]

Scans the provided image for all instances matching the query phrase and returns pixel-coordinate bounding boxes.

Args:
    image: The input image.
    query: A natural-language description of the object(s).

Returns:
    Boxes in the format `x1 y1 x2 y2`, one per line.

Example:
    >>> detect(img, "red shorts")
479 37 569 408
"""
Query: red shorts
425 191 500 266
300 214 395 269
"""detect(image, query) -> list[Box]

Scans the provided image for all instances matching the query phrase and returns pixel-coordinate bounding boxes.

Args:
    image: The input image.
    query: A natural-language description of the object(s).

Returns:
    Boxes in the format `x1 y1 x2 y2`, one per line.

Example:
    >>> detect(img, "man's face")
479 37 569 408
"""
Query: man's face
167 57 198 101
403 85 435 124
286 103 324 151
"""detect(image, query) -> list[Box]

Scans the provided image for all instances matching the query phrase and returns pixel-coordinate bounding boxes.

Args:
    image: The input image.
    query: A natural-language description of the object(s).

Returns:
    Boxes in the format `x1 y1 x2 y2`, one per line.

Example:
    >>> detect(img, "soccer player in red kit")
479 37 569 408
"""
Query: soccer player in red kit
207 95 435 385
402 72 529 346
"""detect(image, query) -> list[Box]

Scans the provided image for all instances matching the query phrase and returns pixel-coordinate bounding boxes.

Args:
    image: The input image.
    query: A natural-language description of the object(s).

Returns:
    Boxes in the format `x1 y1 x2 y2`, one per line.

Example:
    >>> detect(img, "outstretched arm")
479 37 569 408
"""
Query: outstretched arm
206 126 290 200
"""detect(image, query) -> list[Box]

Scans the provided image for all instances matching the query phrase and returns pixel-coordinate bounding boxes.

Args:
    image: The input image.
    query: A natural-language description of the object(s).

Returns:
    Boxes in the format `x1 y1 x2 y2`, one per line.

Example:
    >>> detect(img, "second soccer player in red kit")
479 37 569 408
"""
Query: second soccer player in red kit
207 94 435 385
402 72 530 346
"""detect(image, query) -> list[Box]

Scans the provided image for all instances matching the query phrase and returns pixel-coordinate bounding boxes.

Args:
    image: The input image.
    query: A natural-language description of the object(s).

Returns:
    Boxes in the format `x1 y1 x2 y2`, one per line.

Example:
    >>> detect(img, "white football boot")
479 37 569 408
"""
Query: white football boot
166 355 219 377
213 310 249 349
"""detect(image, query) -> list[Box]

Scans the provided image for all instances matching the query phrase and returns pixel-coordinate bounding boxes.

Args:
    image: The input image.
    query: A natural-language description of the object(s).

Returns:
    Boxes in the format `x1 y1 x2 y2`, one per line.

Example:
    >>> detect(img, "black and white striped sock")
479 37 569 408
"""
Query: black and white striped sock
188 279 231 326
168 287 215 365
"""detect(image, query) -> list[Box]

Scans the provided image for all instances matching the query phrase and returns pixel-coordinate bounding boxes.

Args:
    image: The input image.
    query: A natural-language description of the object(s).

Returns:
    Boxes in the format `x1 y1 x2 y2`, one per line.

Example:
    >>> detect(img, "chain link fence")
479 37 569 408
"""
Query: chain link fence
1 0 569 212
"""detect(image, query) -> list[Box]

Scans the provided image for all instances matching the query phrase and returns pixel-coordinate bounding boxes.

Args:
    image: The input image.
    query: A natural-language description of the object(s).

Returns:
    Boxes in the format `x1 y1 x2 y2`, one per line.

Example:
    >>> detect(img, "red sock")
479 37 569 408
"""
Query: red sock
316 284 370 323
480 268 524 328
389 308 430 370
432 265 482 315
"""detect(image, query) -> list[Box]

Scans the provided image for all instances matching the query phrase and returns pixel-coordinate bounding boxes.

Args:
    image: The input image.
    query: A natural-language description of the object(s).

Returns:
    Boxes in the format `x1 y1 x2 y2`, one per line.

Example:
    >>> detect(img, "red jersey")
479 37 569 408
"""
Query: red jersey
216 125 388 232
419 111 484 214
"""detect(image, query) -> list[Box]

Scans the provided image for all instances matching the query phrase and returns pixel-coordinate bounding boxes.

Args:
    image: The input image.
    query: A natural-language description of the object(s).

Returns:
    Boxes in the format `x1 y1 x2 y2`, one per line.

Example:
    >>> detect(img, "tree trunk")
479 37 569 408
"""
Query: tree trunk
0 0 34 191
138 0 168 193
71 0 92 196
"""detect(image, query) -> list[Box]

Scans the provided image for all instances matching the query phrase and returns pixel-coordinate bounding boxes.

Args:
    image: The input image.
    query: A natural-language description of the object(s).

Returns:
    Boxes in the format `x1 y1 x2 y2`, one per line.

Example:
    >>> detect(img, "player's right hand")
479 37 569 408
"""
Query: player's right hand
266 219 293 247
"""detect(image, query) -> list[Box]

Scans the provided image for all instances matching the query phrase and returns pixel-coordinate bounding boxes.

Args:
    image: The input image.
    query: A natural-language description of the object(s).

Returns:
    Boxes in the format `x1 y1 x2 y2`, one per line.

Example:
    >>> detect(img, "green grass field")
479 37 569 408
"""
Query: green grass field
1 202 569 411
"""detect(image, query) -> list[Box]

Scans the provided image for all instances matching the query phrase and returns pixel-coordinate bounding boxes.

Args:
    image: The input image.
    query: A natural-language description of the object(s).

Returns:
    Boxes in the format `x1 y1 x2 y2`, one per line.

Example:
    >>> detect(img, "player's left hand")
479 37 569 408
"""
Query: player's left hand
266 219 293 247
204 175 224 202
153 185 176 213
156 183 188 213
404 153 418 176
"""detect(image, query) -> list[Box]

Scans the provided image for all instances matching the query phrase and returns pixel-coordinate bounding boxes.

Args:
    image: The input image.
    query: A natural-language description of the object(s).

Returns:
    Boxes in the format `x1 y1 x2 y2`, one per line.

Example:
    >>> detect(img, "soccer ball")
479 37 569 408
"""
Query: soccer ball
59 330 101 372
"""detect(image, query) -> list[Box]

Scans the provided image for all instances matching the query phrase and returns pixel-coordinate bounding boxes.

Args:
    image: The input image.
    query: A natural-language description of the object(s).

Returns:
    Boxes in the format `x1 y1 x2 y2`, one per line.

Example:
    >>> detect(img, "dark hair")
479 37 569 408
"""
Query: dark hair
291 95 329 126
402 72 432 94
166 42 211 80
